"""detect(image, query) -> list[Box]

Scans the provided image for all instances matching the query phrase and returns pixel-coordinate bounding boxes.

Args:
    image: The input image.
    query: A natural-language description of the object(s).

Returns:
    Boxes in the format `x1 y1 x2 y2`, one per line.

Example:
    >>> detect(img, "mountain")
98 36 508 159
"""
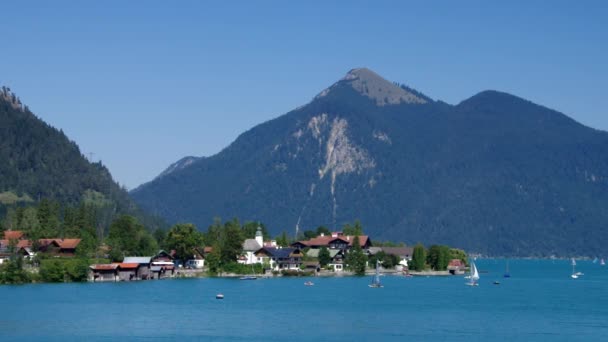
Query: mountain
131 68 608 257
0 86 161 228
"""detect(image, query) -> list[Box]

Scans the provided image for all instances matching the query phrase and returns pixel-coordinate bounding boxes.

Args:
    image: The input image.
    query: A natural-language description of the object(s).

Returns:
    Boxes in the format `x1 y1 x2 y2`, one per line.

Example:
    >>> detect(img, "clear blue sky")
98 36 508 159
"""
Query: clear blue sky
2 1 607 189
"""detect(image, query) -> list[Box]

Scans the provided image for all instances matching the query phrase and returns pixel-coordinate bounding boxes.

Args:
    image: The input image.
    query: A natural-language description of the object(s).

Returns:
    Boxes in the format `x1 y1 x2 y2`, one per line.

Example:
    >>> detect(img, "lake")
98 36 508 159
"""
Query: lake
1 259 608 341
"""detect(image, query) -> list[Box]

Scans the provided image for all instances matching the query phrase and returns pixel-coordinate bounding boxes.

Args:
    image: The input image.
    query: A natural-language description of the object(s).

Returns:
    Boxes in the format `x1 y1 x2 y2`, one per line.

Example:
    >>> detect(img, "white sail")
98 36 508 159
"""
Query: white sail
571 258 576 266
471 262 480 281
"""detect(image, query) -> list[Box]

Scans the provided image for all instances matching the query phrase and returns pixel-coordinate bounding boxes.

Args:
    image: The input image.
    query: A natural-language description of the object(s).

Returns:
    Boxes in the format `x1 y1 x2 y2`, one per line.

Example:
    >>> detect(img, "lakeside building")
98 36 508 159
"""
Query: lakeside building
0 231 82 264
239 227 278 265
291 234 372 251
254 247 303 271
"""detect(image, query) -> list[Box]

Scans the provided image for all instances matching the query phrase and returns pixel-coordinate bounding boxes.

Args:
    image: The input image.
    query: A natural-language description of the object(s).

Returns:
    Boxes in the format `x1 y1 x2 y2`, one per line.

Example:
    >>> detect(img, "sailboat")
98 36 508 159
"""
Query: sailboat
466 261 480 286
503 260 511 278
570 258 583 278
369 260 383 288
240 264 258 280
601 258 605 266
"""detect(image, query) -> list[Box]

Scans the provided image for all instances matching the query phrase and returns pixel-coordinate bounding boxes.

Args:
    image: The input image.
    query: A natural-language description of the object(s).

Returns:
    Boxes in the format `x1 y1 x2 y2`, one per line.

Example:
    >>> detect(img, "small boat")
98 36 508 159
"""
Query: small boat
466 261 480 286
216 293 224 299
503 260 511 278
304 281 314 286
369 260 384 288
601 259 605 266
240 265 258 280
571 258 580 279
493 281 500 285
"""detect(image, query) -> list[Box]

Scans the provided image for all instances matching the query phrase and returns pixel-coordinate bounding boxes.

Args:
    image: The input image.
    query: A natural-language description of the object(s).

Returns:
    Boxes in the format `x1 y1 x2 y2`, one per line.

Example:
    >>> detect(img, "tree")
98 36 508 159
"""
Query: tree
153 228 167 249
205 244 222 274
203 217 223 247
316 226 331 236
276 231 290 247
318 246 331 267
219 218 243 264
303 230 317 239
165 223 203 262
346 235 367 275
427 245 451 270
107 215 156 261
411 243 426 271
343 220 363 236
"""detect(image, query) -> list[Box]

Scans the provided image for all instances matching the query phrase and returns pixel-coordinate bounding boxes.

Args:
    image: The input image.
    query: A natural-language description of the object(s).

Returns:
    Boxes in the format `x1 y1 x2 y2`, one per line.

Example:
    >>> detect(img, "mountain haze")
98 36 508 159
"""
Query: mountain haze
131 68 608 256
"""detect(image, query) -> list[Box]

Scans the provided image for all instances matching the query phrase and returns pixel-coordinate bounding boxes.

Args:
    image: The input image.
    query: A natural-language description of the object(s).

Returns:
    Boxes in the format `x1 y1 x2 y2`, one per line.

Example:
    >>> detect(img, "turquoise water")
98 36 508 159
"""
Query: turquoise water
1 259 608 341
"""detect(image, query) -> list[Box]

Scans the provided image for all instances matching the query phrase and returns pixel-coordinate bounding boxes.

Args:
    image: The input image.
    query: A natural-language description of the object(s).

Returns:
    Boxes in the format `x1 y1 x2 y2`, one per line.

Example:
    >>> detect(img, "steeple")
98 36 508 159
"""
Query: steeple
255 226 263 247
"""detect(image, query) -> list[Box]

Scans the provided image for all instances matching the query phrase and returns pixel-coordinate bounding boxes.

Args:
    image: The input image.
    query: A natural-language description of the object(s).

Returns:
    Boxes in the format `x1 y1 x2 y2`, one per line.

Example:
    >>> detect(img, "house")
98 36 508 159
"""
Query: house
380 246 413 268
254 247 303 271
89 264 120 282
151 250 175 278
240 227 263 264
38 239 82 256
447 259 466 275
151 250 174 266
292 234 372 252
122 256 152 279
186 247 206 269
0 239 34 264
305 248 345 272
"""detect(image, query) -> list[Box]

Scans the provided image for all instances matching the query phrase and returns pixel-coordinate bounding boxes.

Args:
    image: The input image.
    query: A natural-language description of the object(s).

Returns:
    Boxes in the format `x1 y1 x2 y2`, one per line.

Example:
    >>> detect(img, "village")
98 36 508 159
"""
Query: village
0 227 468 282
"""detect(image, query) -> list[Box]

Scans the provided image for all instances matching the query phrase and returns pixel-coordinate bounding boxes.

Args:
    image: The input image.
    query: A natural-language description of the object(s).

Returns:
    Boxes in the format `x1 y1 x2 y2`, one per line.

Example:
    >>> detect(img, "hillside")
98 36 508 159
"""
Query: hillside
131 68 608 257
0 86 161 229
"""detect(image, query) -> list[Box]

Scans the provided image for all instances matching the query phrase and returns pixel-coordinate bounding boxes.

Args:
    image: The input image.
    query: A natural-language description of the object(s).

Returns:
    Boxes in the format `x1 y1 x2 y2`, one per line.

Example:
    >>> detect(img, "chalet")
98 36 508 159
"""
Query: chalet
89 264 120 282
122 256 152 279
292 235 372 252
305 248 345 271
38 239 82 257
254 247 303 271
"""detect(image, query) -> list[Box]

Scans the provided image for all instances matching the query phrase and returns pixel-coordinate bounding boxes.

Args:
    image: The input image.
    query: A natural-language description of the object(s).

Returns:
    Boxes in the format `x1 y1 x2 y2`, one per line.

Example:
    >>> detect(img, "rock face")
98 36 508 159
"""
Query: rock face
131 68 608 257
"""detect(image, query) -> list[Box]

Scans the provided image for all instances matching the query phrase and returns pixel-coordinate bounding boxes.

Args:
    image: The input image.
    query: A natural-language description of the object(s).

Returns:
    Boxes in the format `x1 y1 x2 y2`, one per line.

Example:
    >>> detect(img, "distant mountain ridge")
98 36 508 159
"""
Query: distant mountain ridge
131 68 608 257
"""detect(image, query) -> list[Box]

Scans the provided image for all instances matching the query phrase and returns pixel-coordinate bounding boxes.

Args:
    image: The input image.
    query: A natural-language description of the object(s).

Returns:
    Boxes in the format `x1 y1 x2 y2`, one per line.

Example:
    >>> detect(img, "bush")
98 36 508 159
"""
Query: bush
221 262 263 275
0 258 30 284
280 269 312 277
39 258 91 282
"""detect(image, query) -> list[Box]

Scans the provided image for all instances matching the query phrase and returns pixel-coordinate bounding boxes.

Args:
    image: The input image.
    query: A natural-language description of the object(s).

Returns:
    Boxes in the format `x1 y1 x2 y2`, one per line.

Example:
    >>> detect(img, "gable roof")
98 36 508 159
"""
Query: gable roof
295 235 370 248
380 247 413 257
306 249 343 258
3 231 24 240
256 247 301 259
57 239 81 249
90 264 120 271
243 239 262 252
123 256 152 264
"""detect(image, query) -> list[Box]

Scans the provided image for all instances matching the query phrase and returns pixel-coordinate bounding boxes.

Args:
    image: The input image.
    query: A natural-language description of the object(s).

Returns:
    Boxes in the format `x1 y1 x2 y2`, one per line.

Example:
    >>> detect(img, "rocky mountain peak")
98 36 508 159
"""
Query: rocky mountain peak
316 68 428 106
